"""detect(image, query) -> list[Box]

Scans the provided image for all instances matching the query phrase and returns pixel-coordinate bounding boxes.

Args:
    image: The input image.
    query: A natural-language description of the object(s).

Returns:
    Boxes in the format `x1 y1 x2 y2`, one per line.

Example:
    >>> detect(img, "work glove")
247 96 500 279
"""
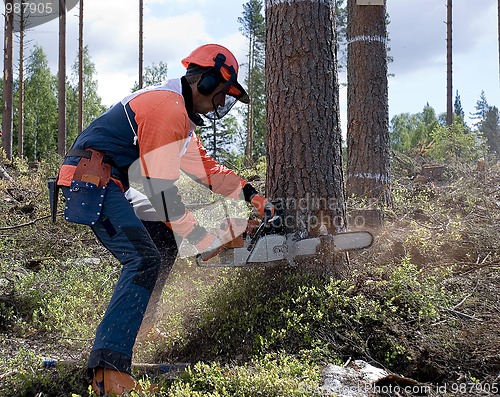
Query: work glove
214 218 248 249
250 194 275 220
194 232 224 261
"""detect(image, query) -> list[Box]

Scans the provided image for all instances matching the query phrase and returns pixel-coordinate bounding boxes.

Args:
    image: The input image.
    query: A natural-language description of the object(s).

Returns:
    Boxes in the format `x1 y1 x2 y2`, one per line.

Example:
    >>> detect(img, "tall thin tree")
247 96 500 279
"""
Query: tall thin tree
346 0 391 206
78 0 84 133
239 0 265 166
67 46 106 144
244 16 255 166
17 3 25 157
446 0 453 126
58 0 67 156
266 0 346 270
139 0 144 89
2 0 14 160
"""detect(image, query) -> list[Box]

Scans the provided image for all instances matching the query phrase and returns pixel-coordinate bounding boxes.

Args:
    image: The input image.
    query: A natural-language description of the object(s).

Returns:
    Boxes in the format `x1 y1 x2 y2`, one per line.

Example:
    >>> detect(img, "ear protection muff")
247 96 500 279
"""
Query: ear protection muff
197 53 227 96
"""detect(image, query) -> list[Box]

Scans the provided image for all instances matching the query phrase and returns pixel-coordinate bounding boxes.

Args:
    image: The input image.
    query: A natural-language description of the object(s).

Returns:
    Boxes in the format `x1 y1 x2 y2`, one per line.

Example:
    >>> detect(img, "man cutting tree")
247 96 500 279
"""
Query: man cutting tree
54 43 273 395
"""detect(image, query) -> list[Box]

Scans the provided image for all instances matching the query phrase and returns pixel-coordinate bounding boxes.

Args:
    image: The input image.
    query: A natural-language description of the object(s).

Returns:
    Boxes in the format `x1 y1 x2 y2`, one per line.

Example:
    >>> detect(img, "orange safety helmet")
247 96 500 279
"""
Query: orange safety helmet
182 44 249 104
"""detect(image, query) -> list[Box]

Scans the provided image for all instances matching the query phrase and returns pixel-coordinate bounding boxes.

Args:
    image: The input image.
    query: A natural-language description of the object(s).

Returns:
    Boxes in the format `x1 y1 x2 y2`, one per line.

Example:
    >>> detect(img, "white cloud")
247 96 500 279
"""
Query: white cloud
142 12 211 70
98 73 137 107
387 0 497 75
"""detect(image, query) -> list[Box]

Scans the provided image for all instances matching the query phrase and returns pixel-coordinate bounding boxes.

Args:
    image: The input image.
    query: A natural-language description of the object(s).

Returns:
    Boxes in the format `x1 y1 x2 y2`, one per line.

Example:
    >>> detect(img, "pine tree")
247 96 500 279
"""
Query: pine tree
346 0 391 205
198 116 239 164
23 46 58 161
454 90 465 125
238 0 266 165
480 106 500 156
266 0 346 273
471 91 489 126
2 0 14 159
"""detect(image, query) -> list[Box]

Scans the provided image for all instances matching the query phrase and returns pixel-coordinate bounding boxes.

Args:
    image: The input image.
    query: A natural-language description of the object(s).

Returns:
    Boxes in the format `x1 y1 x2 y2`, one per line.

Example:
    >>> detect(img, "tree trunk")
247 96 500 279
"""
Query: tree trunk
346 0 391 207
244 35 254 166
139 0 144 90
265 0 347 271
446 0 453 126
17 5 25 157
2 0 14 160
58 0 67 156
78 0 84 133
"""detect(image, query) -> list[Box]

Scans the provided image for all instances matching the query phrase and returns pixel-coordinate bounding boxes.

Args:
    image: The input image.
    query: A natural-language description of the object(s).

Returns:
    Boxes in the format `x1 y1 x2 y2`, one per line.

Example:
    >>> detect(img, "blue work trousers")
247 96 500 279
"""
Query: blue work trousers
63 181 178 374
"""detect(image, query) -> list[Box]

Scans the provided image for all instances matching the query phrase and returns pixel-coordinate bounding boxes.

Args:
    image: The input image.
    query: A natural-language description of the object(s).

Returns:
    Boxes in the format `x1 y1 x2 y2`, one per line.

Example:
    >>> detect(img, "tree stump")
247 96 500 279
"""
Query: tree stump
419 165 446 182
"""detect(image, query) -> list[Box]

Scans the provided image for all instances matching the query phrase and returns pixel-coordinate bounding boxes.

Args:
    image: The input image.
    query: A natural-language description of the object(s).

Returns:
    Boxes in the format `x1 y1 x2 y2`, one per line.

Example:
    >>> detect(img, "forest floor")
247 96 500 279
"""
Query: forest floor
0 154 499 396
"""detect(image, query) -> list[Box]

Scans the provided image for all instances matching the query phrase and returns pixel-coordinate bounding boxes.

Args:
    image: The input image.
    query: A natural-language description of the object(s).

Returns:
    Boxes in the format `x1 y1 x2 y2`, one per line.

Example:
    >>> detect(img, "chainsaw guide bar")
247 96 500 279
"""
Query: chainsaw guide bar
196 228 374 268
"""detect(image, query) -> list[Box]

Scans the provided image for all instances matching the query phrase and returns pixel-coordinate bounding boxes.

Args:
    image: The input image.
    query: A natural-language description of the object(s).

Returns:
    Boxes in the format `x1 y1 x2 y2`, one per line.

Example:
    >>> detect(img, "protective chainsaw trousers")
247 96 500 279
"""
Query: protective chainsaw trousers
61 181 178 374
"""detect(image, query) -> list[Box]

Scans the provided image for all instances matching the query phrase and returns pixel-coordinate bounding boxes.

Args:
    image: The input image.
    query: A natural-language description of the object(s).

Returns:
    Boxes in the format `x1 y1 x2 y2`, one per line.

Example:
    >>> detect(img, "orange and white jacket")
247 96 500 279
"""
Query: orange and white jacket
58 78 257 238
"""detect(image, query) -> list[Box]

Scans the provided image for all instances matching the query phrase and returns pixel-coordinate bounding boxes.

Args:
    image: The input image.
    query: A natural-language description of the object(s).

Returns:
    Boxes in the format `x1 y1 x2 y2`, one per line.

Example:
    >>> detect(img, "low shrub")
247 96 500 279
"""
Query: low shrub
3 258 116 344
171 257 453 370
165 354 321 397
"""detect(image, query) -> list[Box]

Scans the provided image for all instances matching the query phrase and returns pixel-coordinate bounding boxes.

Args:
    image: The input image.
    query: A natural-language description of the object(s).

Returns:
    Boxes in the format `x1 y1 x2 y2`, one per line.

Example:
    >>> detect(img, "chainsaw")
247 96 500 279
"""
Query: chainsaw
196 212 373 268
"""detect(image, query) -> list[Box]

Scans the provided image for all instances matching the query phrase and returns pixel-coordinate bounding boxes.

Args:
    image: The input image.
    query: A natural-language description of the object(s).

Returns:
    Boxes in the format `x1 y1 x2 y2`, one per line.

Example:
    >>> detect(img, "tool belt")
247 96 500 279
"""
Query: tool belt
48 148 113 225
67 148 111 188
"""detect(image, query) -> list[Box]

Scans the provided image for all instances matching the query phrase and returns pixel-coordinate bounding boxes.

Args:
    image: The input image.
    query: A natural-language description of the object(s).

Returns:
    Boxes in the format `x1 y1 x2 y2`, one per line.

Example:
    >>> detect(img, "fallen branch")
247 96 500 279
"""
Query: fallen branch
451 293 472 310
441 306 483 321
0 214 52 230
41 358 189 378
463 253 499 271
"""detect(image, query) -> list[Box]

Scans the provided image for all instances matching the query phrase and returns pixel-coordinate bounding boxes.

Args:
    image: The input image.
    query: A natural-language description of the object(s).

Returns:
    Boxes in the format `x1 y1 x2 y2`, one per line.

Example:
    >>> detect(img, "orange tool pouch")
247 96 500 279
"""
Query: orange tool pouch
62 149 111 226
72 149 111 188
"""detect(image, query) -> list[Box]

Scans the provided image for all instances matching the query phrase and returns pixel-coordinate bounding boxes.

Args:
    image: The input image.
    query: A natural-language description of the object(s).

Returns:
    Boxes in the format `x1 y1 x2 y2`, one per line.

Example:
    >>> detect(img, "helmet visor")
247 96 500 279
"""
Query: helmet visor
205 86 238 120
227 80 249 104
221 63 249 104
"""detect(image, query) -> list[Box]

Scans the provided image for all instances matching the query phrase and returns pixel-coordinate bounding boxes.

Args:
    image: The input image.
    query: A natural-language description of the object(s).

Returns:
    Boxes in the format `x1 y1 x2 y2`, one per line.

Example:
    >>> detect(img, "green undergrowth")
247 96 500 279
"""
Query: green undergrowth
8 259 116 341
163 355 322 397
161 258 453 371
0 345 88 397
0 350 321 397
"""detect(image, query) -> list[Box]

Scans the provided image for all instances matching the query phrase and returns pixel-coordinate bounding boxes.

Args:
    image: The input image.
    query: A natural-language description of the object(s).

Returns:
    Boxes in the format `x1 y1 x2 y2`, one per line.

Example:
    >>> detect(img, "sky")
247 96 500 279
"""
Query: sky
1 0 499 131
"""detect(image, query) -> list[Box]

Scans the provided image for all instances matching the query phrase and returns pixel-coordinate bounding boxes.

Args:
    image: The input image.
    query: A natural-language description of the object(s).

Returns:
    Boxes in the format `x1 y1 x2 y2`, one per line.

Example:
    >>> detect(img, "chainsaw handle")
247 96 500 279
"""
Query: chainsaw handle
247 211 282 254
247 219 267 253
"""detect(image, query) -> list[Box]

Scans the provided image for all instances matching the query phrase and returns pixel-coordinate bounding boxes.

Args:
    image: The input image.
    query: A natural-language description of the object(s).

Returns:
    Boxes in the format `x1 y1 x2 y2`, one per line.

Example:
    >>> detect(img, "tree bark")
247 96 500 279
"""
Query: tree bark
78 0 84 133
265 0 347 271
17 5 25 158
446 0 453 126
2 0 14 160
139 0 144 89
58 0 67 156
346 0 391 207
